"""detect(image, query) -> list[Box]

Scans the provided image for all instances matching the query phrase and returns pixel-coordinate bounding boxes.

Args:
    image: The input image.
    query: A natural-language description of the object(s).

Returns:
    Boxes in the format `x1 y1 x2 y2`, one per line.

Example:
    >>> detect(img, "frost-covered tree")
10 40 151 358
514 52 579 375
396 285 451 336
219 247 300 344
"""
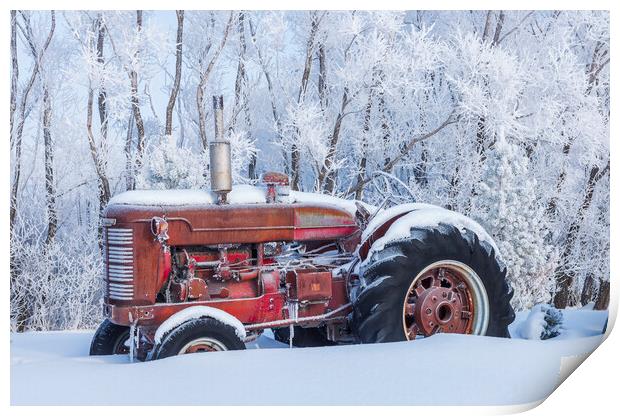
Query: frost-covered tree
9 10 609 331
473 130 557 310
519 303 564 340
541 306 564 340
137 131 256 190
136 135 208 189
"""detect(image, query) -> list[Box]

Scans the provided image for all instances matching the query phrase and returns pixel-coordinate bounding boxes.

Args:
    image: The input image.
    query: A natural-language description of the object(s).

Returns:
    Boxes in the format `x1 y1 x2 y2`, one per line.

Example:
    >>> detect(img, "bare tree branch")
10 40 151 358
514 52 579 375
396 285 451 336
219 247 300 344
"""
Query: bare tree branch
11 10 56 233
348 112 457 196
498 11 535 44
196 12 234 151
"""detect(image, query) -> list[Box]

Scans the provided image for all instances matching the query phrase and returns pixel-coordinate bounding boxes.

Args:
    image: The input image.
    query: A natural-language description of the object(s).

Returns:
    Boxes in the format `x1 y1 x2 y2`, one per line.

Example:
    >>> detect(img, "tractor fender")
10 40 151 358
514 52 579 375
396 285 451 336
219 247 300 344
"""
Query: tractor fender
357 203 499 262
154 306 246 344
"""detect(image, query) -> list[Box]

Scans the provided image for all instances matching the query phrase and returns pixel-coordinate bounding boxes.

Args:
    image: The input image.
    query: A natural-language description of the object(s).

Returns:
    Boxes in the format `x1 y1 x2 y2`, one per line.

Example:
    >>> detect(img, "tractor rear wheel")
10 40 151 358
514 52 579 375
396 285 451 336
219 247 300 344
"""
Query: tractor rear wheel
89 319 130 355
153 317 245 359
353 225 515 343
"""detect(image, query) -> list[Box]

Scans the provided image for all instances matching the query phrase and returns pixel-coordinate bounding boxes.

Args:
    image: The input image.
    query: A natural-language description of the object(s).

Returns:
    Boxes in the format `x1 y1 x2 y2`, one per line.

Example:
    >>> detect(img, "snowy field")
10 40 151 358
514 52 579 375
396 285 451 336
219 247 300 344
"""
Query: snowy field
11 308 608 406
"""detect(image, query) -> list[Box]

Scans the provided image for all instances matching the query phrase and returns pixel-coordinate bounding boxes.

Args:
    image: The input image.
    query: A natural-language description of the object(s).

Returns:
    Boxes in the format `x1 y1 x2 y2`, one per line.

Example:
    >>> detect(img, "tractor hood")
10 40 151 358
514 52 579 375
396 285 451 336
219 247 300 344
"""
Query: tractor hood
104 185 362 244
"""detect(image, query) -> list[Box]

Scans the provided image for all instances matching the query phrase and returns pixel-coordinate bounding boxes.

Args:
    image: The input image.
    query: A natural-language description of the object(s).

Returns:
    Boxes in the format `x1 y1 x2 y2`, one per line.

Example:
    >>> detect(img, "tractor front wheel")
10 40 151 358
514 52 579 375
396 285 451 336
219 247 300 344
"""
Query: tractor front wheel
153 317 245 359
89 319 130 355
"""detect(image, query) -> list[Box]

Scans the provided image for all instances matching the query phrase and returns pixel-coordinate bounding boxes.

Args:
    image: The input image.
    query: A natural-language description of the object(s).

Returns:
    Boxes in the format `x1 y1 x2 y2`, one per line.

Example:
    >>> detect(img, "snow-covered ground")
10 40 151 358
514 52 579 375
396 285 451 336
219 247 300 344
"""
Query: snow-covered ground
11 308 608 405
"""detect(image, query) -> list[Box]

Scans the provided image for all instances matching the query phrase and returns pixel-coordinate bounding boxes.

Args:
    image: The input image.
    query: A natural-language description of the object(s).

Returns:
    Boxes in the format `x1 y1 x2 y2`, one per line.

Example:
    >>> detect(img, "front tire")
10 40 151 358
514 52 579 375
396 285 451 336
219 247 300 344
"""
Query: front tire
90 319 130 355
153 317 245 359
353 224 515 343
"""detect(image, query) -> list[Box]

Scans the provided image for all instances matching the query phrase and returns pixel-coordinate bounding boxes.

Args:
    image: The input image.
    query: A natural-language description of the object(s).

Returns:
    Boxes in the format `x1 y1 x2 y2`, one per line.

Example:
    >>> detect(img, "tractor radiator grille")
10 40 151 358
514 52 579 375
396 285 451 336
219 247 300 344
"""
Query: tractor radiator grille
105 228 134 301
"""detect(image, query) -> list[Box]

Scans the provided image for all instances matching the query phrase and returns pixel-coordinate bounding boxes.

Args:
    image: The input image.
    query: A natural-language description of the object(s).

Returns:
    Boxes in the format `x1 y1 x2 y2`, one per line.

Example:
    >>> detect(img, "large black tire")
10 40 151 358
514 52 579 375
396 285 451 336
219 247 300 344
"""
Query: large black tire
272 326 335 347
90 319 130 355
153 317 246 359
353 224 515 343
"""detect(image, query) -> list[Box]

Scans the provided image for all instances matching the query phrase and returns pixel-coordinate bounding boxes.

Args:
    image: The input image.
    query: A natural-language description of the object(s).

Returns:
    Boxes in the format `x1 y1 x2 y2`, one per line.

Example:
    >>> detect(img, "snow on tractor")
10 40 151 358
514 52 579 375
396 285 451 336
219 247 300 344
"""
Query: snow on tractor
90 98 515 361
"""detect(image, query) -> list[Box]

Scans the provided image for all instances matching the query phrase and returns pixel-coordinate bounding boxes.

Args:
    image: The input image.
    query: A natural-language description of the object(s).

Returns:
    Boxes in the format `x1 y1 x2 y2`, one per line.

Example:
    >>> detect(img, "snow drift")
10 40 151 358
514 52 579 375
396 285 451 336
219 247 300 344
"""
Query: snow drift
11 307 607 405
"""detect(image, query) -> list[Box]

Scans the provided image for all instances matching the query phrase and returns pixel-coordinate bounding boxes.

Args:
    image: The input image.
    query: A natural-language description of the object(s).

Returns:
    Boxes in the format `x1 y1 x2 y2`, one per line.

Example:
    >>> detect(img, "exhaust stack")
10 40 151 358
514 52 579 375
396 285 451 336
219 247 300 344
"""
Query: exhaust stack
209 95 232 204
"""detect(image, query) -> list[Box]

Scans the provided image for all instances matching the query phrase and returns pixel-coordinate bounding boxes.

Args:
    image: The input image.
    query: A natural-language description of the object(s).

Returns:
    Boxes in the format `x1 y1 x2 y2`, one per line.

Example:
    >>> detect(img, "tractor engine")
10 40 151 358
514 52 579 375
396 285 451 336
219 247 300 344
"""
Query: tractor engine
163 241 349 306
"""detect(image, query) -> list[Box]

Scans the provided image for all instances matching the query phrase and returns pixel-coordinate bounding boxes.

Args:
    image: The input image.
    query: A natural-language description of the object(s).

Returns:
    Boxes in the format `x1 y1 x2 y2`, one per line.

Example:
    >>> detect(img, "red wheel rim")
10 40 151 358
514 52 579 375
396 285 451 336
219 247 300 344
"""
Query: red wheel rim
179 337 227 354
114 334 130 354
403 261 489 340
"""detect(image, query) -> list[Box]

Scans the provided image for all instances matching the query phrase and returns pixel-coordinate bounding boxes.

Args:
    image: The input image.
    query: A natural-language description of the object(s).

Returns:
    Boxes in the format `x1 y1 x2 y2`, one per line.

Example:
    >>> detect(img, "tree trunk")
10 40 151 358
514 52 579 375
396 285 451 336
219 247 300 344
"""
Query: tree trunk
196 83 208 151
553 160 610 308
248 15 286 173
91 15 111 207
165 10 184 136
413 141 429 187
320 88 348 193
475 116 487 161
547 43 608 216
446 141 462 211
95 14 108 143
231 12 247 131
378 77 390 169
318 41 328 111
232 13 256 179
553 274 573 309
175 94 186 147
481 11 493 41
86 85 112 248
10 10 18 142
546 133 572 217
245 104 256 179
196 12 234 151
580 274 596 306
472 11 505 172
355 90 373 200
491 11 505 46
131 11 146 170
125 113 135 190
567 160 608 245
594 280 610 310
42 86 57 245
9 10 20 326
585 41 609 96
291 12 322 190
130 68 146 167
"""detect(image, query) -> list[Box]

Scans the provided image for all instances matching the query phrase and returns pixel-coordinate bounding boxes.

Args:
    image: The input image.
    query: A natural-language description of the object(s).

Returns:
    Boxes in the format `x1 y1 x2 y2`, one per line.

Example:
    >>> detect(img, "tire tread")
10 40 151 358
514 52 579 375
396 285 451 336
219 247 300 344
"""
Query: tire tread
354 224 515 343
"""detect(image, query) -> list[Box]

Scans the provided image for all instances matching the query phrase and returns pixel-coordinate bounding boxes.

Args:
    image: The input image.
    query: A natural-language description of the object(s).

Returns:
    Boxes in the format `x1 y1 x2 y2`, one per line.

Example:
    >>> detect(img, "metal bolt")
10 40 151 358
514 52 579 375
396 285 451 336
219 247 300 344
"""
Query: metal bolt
426 308 432 315
432 296 437 302
442 292 448 298
429 322 434 327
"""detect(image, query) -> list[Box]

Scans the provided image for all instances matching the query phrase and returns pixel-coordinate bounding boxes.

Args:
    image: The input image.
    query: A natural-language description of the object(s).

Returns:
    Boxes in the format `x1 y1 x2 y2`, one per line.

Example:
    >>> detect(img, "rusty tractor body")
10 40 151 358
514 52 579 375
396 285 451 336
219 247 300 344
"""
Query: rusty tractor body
102 190 360 338
91 97 514 360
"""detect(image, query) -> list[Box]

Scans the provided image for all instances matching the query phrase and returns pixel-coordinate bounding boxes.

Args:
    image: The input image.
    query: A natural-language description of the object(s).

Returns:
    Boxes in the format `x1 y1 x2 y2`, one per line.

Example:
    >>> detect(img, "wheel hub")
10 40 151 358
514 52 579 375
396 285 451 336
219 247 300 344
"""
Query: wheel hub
413 286 468 335
403 263 478 340
179 337 227 354
184 343 220 353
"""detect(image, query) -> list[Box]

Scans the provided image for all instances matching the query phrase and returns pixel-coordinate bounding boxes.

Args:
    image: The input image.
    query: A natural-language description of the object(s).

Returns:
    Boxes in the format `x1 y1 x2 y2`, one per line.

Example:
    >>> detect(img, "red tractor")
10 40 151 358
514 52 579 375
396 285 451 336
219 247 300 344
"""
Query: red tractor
90 98 515 360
